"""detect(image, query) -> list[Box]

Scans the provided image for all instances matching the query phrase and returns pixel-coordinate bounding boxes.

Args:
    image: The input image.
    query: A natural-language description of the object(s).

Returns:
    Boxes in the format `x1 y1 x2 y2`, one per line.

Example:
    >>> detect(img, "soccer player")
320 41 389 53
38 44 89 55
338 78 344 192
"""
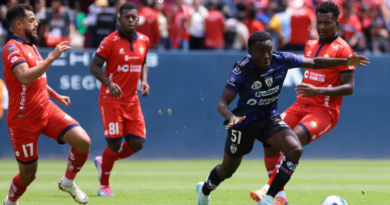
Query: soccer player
2 4 90 205
250 2 361 204
195 31 368 205
90 2 150 197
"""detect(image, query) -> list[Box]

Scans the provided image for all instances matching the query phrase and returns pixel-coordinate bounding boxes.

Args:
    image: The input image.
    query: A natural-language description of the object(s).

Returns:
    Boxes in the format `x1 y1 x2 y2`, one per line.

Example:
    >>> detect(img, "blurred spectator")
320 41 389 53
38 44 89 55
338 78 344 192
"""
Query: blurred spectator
0 78 8 124
92 0 117 48
245 7 264 36
365 22 390 53
225 12 248 51
339 2 362 42
43 0 74 47
153 0 169 50
349 32 367 52
71 1 86 48
34 0 47 46
188 0 208 50
137 0 160 48
288 0 315 51
204 1 225 50
268 3 291 50
0 0 18 46
18 0 30 5
166 0 191 50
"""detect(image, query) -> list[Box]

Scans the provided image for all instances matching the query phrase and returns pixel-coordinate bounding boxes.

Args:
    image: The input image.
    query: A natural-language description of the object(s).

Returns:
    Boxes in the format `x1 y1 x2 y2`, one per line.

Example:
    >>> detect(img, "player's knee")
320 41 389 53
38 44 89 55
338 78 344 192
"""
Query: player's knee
78 132 91 152
128 139 144 152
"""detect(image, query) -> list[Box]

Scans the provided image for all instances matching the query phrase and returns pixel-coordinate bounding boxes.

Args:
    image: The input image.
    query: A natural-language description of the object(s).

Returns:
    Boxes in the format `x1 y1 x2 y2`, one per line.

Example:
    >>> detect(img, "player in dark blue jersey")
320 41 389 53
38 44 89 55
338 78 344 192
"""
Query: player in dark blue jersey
196 31 369 205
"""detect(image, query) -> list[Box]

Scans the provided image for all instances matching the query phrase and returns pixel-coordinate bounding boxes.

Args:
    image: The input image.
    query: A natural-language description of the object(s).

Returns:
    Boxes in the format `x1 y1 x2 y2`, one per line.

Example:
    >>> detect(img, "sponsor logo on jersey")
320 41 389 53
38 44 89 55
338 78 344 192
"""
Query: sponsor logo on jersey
312 135 317 140
265 76 273 87
247 95 279 106
11 56 18 63
64 115 72 121
232 66 241 75
229 76 236 84
36 59 43 66
251 81 262 89
113 35 119 41
310 121 317 128
15 151 19 156
20 85 26 110
119 48 125 54
306 51 312 57
8 45 15 52
255 85 279 97
28 53 33 58
125 55 140 61
331 44 339 50
324 54 329 57
117 64 141 72
304 70 325 82
7 51 19 59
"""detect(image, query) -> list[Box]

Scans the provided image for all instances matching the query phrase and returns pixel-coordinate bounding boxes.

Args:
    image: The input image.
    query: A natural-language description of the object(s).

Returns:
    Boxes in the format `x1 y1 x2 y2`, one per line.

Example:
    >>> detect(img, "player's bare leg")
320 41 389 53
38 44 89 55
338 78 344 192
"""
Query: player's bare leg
197 153 243 205
257 129 303 205
4 161 38 205
252 126 306 204
58 127 91 204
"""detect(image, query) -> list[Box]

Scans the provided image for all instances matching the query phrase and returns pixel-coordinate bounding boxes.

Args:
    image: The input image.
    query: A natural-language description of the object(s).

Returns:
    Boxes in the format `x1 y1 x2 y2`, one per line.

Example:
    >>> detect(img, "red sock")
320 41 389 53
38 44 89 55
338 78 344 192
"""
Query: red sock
65 148 89 180
8 174 28 202
117 142 135 160
264 155 281 178
267 154 285 191
101 147 118 186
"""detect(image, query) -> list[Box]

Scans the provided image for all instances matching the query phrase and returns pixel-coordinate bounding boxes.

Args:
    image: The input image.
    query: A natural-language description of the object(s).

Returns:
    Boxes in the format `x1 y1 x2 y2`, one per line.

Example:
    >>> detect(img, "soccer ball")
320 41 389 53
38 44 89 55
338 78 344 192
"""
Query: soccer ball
320 195 348 205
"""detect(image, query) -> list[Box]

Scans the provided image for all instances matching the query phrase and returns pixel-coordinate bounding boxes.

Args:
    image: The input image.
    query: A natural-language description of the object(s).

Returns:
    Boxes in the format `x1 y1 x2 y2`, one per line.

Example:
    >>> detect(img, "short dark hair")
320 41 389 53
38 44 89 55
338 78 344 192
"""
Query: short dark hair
316 1 340 19
248 31 272 48
119 2 138 15
140 0 149 7
6 4 33 24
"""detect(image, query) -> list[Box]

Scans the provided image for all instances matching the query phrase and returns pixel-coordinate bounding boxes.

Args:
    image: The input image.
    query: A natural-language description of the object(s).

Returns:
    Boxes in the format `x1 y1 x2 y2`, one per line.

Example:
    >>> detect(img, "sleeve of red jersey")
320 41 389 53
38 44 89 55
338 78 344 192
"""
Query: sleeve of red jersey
338 47 356 73
95 37 111 61
4 44 27 70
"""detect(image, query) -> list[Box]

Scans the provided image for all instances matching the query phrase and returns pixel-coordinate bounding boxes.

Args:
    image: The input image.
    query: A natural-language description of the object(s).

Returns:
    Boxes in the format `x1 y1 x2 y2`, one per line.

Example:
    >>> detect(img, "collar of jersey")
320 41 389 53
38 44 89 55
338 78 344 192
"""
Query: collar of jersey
318 33 339 44
10 35 34 46
118 28 138 40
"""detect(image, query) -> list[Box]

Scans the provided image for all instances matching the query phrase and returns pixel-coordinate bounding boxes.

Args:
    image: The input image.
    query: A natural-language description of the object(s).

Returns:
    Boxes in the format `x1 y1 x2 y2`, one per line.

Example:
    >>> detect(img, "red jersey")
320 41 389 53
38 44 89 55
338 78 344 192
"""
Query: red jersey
95 29 149 104
290 7 315 45
300 35 355 116
166 4 191 48
204 11 225 48
339 14 362 39
137 7 160 49
245 19 264 35
2 36 47 124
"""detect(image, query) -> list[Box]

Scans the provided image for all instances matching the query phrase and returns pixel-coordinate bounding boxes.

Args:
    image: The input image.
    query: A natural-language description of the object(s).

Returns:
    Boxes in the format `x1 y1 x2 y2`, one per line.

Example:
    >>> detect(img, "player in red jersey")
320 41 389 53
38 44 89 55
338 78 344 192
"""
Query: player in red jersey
2 4 91 205
250 2 363 204
90 2 150 197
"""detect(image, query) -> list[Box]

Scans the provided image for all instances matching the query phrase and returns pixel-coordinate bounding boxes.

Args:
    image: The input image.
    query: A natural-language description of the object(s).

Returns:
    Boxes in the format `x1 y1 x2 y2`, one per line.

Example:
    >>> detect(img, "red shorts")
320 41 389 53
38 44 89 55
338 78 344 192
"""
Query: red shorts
99 100 146 142
8 101 79 164
281 102 338 144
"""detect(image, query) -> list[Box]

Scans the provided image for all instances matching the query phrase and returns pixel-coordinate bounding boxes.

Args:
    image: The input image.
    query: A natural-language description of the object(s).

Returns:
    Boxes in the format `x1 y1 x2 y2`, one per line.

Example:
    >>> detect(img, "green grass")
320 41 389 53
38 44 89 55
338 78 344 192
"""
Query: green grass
0 160 389 205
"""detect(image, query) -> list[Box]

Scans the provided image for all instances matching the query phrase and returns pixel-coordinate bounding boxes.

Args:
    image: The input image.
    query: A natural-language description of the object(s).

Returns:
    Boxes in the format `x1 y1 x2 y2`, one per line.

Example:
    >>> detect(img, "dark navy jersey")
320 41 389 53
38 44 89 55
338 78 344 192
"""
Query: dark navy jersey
224 52 303 128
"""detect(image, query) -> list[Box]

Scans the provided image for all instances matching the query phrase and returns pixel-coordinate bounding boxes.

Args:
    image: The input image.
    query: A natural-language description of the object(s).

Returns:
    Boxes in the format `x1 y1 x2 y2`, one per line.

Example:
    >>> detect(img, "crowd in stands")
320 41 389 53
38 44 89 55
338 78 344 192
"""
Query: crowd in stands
0 0 390 53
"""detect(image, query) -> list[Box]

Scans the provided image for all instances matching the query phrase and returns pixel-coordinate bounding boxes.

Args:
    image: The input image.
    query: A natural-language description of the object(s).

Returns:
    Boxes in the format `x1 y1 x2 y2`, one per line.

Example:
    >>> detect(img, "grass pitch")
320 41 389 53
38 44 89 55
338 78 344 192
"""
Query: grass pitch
0 160 389 205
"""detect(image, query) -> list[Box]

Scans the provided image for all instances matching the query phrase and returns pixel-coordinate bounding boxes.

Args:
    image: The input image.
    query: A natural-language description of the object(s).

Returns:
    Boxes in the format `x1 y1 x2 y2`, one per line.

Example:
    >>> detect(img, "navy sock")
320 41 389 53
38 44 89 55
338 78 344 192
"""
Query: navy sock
202 167 224 195
267 156 298 197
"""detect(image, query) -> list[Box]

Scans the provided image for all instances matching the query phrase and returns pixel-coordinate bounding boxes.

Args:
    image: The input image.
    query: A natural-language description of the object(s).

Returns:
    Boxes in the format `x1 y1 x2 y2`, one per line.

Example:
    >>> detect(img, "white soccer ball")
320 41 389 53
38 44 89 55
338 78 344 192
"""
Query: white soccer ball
320 195 348 205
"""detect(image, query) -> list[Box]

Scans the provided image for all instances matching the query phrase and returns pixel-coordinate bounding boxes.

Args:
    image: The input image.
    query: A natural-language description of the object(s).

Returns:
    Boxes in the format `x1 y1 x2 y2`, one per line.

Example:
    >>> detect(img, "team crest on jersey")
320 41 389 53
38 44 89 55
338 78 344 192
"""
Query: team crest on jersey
264 76 273 87
324 54 329 57
230 144 237 154
139 46 144 54
232 66 241 75
64 115 72 121
7 45 15 52
229 76 236 83
310 121 317 128
119 48 125 54
251 81 262 89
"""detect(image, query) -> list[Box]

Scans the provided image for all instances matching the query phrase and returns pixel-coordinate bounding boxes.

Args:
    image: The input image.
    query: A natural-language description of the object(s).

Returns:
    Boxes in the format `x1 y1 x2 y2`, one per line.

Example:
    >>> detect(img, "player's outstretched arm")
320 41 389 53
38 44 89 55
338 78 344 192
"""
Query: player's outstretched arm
13 41 71 86
218 88 246 129
90 55 122 98
301 54 369 69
